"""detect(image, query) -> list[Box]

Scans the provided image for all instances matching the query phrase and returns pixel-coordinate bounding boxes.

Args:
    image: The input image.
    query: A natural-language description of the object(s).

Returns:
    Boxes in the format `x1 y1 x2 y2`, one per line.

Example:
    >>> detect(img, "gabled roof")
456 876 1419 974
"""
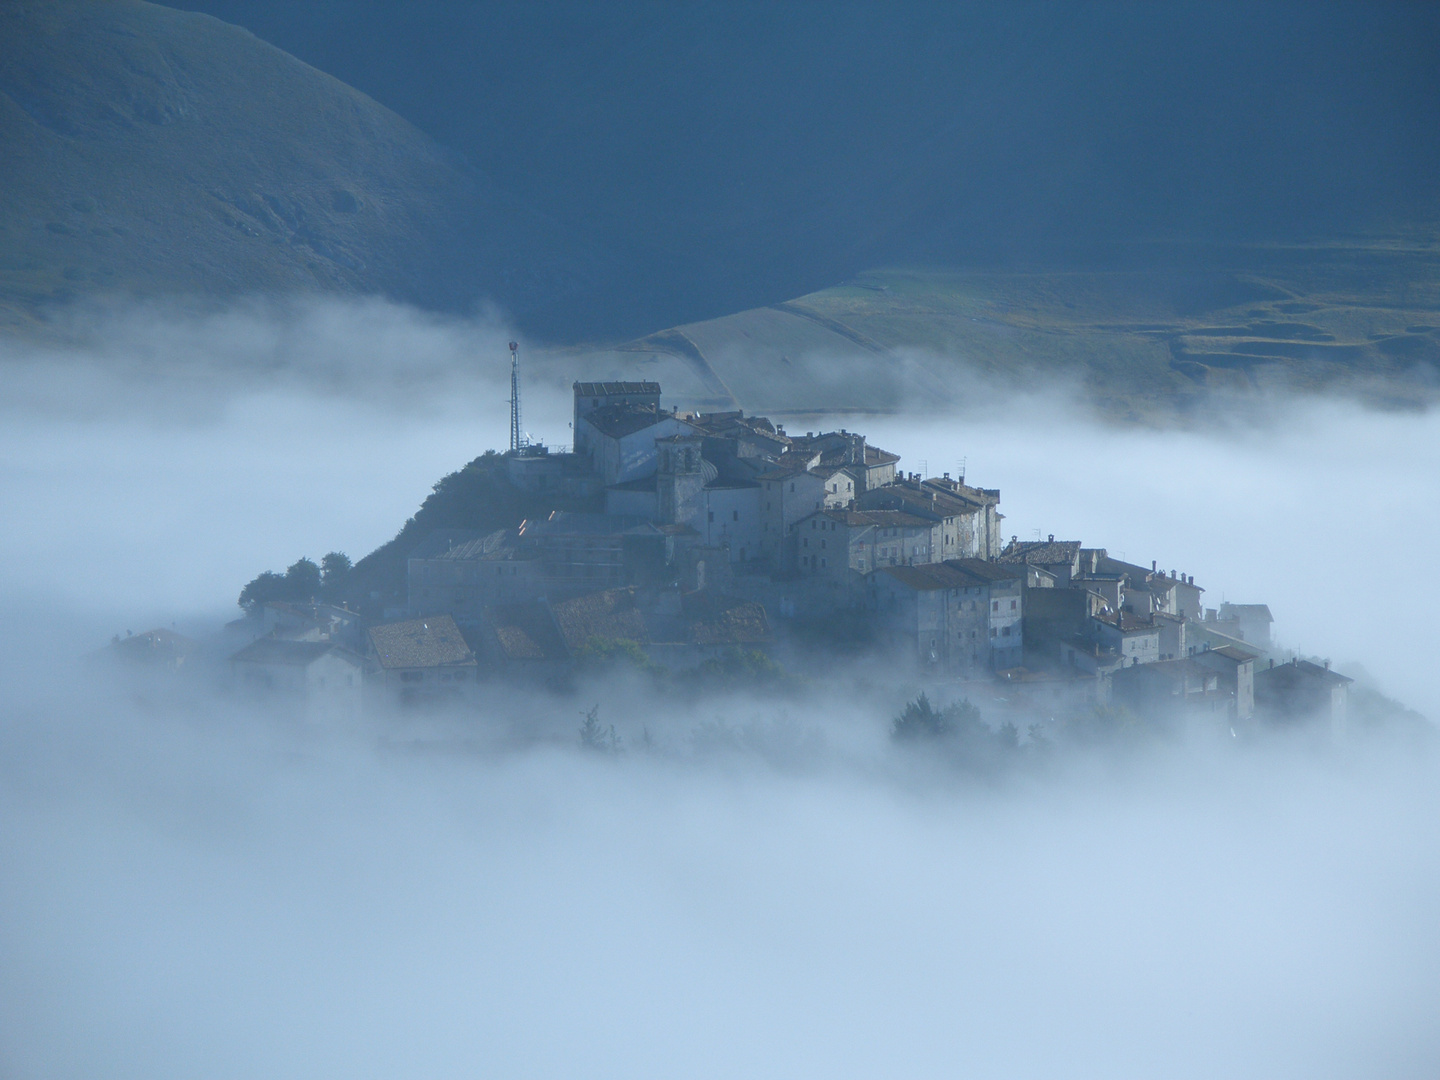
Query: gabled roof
1256 659 1353 689
367 615 476 670
943 558 1024 584
406 529 487 560
231 638 359 667
999 539 1082 565
550 588 649 650
1201 645 1255 663
855 481 983 520
1221 603 1274 622
412 528 521 562
1093 610 1158 634
483 602 569 662
875 563 976 591
679 592 772 645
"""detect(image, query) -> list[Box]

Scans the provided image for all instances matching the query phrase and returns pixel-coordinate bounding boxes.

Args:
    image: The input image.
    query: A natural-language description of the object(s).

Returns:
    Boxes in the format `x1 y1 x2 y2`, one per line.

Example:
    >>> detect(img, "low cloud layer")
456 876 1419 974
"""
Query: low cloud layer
1 298 1437 1078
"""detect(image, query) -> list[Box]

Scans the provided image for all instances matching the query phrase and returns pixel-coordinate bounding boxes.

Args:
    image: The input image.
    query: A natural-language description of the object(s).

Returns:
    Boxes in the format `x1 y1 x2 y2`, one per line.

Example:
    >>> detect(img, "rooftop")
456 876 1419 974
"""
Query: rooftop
574 381 661 397
231 637 358 667
944 558 1024 584
551 588 650 650
876 563 977 591
483 602 569 662
999 539 1082 565
1256 658 1353 689
367 615 476 670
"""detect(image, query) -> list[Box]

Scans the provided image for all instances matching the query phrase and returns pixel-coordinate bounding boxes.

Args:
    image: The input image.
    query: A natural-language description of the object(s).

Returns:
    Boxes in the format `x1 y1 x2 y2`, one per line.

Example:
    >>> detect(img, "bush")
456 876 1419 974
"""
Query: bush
579 705 622 754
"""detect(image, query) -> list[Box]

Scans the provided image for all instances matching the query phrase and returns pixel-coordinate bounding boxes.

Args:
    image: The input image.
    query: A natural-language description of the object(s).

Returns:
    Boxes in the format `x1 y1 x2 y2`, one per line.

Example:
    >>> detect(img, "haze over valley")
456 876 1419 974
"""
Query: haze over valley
2 4 1439 1077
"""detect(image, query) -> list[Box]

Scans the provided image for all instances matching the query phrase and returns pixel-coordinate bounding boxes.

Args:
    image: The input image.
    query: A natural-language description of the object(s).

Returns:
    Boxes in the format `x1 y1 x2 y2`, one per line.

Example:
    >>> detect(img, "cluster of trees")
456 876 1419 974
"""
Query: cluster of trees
890 692 1026 771
237 552 352 614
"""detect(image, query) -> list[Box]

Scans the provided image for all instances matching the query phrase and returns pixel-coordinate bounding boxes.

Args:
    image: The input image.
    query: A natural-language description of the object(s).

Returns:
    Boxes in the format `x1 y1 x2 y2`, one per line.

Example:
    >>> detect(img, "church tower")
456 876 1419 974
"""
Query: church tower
656 433 711 527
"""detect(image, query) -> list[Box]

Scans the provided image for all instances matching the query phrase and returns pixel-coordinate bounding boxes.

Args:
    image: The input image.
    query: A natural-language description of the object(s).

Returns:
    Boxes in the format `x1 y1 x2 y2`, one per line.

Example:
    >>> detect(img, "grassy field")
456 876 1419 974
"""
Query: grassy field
553 238 1440 422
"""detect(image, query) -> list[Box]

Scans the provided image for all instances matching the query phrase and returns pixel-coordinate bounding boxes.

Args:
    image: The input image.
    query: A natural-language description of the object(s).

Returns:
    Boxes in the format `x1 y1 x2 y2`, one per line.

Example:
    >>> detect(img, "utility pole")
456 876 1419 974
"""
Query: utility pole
508 340 522 452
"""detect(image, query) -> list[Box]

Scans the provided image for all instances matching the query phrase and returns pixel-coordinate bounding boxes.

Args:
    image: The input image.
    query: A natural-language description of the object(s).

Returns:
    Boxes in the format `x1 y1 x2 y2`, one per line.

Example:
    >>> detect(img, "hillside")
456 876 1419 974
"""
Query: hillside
167 2 1440 338
0 0 593 334
552 240 1440 421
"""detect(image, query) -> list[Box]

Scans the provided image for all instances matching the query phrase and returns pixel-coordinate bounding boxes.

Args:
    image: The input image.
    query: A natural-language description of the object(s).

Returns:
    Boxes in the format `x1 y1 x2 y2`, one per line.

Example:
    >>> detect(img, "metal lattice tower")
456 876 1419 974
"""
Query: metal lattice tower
507 340 522 452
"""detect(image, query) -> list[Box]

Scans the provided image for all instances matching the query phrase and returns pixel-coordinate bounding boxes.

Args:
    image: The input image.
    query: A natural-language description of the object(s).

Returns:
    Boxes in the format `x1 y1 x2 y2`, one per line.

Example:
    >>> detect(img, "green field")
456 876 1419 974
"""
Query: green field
554 238 1440 422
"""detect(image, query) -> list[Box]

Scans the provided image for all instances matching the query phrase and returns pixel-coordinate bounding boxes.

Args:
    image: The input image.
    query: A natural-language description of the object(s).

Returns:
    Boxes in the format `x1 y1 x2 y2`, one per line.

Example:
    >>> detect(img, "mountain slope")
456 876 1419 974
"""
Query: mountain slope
554 240 1440 421
0 0 592 332
167 1 1440 336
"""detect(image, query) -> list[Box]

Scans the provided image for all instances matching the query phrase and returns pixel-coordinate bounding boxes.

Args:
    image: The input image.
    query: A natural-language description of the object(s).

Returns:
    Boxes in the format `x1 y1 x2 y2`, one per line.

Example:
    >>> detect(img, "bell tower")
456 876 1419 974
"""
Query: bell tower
657 433 708 527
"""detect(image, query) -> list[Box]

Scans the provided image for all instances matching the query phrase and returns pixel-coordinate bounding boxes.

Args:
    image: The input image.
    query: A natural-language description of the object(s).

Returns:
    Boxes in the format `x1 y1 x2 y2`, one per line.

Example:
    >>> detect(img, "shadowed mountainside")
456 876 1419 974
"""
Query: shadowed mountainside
169 1 1440 338
0 0 594 334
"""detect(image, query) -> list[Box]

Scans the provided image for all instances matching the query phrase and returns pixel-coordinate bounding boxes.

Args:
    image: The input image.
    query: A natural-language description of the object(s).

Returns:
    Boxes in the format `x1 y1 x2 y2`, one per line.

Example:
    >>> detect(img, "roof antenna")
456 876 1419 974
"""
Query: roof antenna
508 340 523 453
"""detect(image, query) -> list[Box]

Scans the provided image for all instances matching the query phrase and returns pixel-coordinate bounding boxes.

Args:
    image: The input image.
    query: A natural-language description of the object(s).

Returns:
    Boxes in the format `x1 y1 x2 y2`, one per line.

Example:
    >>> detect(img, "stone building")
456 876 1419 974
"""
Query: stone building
856 475 1003 560
230 638 364 721
868 558 1024 672
366 614 478 703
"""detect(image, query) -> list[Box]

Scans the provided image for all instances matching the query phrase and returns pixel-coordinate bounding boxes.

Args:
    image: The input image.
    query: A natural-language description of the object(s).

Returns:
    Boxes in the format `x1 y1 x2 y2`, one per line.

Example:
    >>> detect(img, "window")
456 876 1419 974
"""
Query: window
858 559 866 569
803 538 809 548
820 539 827 549
790 482 795 492
708 511 714 522
820 557 828 568
766 502 771 511
1002 626 1011 637
990 628 997 638
992 600 999 612
732 510 739 522
1010 600 1017 611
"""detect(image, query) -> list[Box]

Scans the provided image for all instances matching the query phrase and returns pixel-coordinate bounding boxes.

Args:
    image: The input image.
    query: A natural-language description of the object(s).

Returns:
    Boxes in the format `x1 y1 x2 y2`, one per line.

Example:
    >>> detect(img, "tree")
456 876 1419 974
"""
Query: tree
579 705 622 754
238 570 288 614
891 692 953 741
284 557 321 600
320 551 351 599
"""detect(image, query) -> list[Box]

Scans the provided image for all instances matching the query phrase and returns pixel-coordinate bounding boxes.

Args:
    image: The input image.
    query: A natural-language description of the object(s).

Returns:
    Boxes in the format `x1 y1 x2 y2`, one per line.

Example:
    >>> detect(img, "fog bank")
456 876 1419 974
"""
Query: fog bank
2 297 1438 1077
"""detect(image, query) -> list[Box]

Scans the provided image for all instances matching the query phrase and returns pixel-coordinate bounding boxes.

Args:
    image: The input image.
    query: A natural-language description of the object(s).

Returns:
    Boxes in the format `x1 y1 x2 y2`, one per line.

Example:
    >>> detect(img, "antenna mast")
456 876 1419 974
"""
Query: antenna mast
508 340 522 452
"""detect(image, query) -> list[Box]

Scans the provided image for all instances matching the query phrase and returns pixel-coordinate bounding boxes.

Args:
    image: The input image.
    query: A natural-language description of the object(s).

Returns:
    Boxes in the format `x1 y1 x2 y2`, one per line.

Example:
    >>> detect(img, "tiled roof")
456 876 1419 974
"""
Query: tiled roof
367 615 476 670
574 381 661 396
483 603 569 662
876 563 977 591
406 529 486 560
999 539 1082 565
550 588 649 650
1221 603 1273 621
679 592 772 645
1255 659 1353 689
943 558 1024 583
855 482 982 519
416 529 519 562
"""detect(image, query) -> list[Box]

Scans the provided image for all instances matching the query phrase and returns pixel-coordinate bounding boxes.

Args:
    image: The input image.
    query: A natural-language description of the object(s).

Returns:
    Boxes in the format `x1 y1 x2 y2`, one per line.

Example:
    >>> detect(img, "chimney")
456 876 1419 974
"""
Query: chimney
1048 534 1054 543
1269 658 1274 669
1152 560 1157 572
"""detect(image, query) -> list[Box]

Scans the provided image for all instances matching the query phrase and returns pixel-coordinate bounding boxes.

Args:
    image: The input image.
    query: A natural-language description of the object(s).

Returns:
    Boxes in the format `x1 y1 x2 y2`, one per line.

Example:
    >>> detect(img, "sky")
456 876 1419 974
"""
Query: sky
0 297 1437 1078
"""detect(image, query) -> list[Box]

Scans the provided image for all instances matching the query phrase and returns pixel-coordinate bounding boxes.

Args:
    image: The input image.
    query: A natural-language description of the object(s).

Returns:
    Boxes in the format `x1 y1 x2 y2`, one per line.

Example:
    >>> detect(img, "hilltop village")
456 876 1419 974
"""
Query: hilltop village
201 380 1348 731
